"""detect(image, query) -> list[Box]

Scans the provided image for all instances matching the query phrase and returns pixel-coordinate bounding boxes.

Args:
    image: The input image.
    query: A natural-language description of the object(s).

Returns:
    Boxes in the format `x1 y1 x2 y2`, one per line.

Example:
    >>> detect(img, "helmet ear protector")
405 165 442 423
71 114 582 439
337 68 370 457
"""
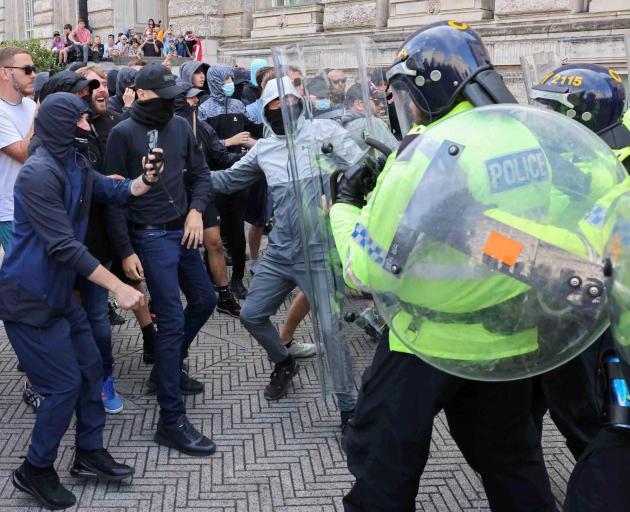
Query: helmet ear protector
462 69 518 107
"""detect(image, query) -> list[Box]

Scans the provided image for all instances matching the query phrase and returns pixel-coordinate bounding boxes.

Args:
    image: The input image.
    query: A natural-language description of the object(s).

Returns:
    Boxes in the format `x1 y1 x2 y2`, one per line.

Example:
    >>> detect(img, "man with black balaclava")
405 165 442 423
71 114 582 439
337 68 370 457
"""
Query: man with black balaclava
104 64 217 457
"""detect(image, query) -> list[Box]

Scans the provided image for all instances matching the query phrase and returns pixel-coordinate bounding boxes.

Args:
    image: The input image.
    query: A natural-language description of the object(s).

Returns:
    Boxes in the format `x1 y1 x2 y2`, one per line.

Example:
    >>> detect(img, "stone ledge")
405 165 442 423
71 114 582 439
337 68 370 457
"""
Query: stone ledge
251 4 324 38
323 0 377 31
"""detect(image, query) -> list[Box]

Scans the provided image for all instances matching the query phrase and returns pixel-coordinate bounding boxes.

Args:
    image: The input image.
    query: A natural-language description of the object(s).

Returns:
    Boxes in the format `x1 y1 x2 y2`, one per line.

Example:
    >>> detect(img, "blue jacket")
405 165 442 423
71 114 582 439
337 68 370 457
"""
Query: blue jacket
0 93 133 327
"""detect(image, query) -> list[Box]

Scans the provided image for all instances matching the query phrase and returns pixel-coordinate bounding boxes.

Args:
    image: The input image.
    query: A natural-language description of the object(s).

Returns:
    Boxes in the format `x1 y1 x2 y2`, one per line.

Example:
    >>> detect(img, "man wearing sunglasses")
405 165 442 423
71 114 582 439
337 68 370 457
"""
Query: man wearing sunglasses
327 68 347 108
0 47 36 251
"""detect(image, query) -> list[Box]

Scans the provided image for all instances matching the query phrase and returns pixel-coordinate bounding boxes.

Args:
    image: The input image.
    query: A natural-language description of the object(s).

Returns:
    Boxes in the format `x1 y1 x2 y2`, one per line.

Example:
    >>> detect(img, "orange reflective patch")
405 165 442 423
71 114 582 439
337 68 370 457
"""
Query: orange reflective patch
482 231 524 267
448 21 469 30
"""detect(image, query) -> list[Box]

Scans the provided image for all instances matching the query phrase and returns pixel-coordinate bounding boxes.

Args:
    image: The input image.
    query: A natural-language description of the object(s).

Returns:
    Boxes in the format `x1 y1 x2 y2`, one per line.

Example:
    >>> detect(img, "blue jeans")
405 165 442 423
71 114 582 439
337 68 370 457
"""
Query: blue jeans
77 262 113 378
0 220 12 251
5 306 105 467
132 229 216 423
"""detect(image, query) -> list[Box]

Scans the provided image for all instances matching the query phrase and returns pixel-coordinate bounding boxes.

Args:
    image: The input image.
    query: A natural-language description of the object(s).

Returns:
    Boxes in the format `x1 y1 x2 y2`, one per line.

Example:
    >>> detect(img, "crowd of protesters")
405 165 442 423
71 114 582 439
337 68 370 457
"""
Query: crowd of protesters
0 13 400 506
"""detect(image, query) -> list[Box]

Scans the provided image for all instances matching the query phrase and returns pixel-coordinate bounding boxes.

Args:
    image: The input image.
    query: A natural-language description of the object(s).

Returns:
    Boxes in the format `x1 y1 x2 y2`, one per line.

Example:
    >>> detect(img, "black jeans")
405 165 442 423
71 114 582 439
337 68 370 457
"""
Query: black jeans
215 191 248 280
343 337 555 512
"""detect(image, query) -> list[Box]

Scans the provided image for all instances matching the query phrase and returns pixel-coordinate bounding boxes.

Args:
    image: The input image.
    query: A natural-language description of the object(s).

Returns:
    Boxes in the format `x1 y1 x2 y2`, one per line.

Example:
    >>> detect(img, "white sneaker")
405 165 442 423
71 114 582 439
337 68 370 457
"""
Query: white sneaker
287 340 317 358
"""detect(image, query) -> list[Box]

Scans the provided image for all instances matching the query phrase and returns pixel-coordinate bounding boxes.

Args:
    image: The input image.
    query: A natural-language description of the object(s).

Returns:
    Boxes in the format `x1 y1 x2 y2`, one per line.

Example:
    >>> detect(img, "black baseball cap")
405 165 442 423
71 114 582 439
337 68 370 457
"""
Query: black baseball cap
134 63 183 99
53 31 60 36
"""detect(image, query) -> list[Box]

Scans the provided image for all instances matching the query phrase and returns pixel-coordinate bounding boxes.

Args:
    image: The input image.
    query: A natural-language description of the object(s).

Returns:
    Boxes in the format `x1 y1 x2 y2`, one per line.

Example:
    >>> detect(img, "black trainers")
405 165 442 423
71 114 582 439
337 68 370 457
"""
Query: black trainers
180 369 204 395
264 357 299 400
12 461 76 510
23 380 43 412
340 410 354 434
217 292 241 318
229 278 248 300
108 301 126 326
146 369 204 395
154 414 216 456
70 448 134 481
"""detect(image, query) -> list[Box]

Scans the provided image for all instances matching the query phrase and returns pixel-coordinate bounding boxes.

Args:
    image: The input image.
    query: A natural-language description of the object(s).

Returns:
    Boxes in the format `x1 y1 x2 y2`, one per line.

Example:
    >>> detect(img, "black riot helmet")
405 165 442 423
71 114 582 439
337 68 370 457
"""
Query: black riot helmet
386 21 516 131
530 64 629 148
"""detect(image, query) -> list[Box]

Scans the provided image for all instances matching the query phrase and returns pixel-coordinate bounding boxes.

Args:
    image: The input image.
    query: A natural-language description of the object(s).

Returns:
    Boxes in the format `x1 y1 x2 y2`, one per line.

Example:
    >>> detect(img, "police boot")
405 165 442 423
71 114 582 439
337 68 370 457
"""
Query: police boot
70 448 134 481
12 460 76 510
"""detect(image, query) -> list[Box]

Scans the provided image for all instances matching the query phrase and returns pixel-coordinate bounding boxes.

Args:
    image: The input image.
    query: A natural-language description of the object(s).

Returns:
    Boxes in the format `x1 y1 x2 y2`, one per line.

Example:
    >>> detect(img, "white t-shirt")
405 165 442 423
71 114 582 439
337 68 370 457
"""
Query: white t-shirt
0 97 36 221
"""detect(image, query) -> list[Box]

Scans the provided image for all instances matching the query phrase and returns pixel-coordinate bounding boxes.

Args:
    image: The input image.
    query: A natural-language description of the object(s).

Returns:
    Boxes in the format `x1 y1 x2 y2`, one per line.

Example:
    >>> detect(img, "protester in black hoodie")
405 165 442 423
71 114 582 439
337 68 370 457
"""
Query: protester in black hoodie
175 87 242 319
104 64 217 457
107 67 136 119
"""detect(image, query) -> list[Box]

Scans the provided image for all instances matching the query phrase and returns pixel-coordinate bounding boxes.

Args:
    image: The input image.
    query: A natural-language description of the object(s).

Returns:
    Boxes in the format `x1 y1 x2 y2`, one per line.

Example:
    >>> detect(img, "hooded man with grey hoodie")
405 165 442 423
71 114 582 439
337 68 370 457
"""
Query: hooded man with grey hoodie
208 76 361 426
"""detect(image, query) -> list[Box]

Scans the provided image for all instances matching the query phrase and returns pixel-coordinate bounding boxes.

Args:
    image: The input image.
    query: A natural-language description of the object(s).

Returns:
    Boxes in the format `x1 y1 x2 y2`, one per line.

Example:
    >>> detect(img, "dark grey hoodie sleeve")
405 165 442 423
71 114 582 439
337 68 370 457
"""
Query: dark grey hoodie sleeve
17 164 100 278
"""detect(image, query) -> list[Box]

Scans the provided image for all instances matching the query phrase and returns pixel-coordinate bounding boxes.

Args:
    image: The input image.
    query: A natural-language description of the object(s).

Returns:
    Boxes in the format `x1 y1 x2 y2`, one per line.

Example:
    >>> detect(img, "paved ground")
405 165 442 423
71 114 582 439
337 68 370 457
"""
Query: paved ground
0 263 575 511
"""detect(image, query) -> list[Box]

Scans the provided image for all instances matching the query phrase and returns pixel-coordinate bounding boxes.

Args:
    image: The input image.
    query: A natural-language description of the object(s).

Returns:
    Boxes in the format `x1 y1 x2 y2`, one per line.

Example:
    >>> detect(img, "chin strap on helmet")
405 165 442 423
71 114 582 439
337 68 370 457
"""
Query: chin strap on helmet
463 69 518 107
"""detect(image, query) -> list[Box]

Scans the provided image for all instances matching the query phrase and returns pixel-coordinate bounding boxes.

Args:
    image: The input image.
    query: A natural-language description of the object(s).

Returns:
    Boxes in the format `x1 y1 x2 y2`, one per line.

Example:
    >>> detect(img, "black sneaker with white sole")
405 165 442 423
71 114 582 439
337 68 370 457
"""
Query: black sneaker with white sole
146 369 204 395
264 357 299 400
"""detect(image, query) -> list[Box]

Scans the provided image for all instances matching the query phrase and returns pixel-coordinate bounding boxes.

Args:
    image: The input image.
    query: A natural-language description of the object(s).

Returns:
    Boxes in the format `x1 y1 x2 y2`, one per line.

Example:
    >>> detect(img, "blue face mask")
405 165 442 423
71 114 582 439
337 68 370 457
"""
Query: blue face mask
222 82 235 97
315 98 331 111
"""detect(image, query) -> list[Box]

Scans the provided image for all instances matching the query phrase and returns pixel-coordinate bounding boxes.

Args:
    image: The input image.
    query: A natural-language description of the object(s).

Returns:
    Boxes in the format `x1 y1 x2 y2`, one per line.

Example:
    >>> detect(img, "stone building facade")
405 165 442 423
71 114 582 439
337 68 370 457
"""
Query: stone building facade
0 1 628 98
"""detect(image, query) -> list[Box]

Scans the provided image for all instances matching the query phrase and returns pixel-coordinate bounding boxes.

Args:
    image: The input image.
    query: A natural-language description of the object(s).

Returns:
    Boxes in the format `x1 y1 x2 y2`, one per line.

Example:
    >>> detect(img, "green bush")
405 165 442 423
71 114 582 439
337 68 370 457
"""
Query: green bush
0 39 58 72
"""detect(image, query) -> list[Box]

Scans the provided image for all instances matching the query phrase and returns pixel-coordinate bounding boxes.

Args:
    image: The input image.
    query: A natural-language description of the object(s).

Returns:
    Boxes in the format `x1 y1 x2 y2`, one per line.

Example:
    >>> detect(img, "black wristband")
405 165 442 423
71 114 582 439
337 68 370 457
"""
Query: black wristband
142 174 156 186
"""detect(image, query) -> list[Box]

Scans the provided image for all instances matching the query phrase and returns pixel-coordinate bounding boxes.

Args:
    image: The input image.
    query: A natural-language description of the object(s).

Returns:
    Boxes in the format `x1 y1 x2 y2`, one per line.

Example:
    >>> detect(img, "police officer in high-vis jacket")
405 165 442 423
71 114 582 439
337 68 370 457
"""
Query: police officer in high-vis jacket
329 22 560 512
530 63 630 511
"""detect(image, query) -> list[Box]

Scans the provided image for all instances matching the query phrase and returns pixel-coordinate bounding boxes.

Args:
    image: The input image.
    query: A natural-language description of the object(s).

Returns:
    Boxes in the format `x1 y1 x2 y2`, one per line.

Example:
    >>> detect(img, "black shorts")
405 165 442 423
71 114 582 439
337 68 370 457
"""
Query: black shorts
244 176 268 227
203 201 221 229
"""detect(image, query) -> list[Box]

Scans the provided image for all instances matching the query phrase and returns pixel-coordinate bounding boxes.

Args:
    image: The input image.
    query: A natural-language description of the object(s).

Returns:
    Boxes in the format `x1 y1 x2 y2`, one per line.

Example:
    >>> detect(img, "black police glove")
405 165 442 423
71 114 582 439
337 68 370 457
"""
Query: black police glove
331 164 377 208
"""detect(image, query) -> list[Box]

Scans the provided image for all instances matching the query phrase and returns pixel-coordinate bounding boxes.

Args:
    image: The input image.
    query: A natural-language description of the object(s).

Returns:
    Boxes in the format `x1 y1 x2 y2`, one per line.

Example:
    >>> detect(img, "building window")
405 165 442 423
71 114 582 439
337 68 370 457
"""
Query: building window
24 0 34 39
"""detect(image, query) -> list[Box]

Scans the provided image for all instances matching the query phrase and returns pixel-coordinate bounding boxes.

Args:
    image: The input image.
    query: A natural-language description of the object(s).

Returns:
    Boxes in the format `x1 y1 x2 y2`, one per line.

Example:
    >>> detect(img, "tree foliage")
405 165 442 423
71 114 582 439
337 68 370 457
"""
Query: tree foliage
0 39 58 72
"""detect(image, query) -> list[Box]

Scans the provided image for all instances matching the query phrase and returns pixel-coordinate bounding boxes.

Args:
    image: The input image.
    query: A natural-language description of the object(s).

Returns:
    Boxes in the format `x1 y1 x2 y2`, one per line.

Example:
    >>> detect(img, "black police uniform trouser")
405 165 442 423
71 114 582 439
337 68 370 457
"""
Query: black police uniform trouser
343 336 556 512
532 332 612 460
215 191 248 280
563 428 630 511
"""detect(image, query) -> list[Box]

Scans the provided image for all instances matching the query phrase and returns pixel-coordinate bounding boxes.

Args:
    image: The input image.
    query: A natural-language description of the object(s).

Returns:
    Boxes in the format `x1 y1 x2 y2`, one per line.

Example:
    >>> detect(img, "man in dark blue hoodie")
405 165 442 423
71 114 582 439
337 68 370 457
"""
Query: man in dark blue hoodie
0 92 163 510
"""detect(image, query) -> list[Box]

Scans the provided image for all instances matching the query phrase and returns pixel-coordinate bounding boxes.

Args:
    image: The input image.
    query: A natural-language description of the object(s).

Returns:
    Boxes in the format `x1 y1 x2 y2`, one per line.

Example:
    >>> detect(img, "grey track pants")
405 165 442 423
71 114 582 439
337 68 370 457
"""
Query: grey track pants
240 256 357 412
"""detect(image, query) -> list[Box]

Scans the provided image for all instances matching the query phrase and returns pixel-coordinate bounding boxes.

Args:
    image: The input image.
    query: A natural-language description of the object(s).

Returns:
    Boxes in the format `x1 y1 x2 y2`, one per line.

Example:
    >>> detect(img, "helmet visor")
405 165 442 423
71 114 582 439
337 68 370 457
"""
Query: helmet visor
529 87 577 118
389 77 432 135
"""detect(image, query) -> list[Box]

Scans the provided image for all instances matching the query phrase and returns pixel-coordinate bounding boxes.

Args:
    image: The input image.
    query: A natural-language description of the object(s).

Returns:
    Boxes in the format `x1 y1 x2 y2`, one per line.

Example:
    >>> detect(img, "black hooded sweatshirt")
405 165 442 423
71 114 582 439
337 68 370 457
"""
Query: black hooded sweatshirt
104 102 212 259
174 96 240 170
108 67 136 120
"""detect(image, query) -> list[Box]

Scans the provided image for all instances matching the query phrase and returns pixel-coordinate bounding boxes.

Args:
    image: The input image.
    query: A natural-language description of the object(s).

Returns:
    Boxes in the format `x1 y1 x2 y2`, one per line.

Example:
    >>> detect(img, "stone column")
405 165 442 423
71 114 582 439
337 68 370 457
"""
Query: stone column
169 0 223 62
87 0 115 36
388 0 494 28
33 0 54 39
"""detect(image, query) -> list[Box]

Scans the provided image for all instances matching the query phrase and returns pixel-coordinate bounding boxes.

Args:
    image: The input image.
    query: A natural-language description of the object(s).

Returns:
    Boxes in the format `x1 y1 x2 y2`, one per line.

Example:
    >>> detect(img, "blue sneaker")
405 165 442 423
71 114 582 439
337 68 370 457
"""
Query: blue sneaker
102 377 123 414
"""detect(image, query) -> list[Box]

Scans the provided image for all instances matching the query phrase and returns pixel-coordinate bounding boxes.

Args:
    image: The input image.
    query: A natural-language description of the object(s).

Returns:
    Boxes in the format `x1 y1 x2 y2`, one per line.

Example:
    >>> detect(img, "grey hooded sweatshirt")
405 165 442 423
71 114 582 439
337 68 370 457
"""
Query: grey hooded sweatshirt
209 76 364 264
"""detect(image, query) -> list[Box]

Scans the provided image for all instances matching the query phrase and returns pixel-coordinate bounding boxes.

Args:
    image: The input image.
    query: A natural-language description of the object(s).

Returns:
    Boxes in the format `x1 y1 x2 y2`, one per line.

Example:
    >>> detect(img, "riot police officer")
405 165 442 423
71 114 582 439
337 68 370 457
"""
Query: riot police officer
329 22 559 512
530 63 630 511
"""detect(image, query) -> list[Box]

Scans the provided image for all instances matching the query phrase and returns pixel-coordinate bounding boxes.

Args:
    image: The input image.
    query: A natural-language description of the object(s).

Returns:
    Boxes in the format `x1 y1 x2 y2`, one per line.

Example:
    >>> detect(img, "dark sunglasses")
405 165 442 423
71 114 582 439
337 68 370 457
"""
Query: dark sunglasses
292 77 302 87
332 78 347 85
5 65 36 75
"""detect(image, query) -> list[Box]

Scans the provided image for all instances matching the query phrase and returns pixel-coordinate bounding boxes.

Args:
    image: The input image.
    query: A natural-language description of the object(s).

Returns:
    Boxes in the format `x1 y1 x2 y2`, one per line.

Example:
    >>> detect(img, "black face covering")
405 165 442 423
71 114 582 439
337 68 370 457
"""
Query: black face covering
265 102 302 136
130 97 175 128
74 126 91 155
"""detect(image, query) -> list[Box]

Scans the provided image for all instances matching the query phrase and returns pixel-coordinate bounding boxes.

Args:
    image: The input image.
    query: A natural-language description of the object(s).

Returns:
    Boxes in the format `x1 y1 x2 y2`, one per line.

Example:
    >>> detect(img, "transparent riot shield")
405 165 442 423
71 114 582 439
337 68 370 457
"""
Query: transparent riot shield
362 104 626 381
520 51 563 103
272 40 371 397
606 193 630 369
